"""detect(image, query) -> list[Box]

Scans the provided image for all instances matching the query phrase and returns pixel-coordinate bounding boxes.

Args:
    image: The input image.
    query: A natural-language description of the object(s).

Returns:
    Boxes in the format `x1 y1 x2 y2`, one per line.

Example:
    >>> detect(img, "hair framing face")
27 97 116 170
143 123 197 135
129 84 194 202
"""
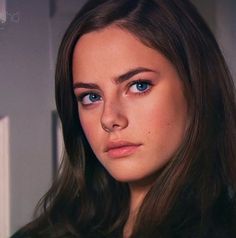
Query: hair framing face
23 1 236 237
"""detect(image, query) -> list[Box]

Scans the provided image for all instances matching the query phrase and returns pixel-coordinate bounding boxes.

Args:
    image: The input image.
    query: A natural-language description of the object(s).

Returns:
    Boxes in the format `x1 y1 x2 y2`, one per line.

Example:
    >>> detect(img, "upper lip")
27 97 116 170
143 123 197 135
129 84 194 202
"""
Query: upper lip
104 141 142 152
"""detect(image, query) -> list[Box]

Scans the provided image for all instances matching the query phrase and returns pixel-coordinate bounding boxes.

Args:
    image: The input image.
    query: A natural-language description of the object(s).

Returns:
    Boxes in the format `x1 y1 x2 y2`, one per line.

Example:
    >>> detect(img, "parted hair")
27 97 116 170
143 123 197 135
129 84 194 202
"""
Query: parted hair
13 0 236 237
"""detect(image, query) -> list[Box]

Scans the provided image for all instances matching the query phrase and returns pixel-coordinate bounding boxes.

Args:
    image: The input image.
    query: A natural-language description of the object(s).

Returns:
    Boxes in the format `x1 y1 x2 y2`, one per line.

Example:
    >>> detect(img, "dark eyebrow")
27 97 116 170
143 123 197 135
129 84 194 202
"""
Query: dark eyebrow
73 82 100 90
73 67 157 90
114 67 157 84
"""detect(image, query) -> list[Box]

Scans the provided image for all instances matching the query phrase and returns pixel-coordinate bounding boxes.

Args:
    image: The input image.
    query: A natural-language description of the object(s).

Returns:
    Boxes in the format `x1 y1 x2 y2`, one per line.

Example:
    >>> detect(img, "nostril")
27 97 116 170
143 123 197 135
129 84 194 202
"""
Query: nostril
102 123 111 133
112 123 120 128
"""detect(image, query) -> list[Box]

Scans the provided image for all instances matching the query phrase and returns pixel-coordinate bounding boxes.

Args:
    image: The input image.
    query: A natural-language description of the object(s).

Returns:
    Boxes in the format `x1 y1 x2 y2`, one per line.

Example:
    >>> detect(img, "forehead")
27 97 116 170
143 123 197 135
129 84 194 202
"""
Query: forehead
72 25 174 80
74 25 145 57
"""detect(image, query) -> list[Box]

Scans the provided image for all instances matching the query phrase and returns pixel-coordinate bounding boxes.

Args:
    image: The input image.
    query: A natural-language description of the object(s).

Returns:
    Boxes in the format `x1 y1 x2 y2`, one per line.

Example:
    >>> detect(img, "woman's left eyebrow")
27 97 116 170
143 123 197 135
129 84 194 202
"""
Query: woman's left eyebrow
114 67 158 84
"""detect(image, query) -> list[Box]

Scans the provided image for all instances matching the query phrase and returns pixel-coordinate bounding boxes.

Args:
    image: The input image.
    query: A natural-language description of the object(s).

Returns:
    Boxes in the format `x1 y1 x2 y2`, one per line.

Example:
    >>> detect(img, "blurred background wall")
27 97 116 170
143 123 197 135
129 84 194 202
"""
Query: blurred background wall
0 0 235 236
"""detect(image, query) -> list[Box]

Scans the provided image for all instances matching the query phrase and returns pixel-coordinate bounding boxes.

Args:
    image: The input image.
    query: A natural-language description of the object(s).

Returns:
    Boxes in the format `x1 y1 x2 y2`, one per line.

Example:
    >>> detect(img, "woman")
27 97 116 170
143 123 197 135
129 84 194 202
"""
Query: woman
12 0 236 237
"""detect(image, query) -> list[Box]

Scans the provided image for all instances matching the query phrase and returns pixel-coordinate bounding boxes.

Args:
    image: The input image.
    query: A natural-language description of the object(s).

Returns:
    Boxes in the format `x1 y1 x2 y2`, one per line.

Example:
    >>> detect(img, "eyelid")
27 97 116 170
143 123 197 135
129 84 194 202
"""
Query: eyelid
76 89 98 99
128 79 153 86
76 91 88 102
127 79 153 93
76 91 102 105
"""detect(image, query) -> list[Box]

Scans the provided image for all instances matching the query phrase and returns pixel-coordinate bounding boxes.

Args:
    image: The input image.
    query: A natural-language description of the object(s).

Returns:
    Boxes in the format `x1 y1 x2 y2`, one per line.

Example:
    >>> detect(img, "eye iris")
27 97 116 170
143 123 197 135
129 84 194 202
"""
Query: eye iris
89 93 100 102
137 82 148 91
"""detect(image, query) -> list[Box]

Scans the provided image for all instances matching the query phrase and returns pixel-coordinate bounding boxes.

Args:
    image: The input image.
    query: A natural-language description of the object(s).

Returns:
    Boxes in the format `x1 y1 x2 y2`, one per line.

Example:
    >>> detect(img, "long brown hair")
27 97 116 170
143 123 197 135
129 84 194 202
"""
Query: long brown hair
14 0 236 237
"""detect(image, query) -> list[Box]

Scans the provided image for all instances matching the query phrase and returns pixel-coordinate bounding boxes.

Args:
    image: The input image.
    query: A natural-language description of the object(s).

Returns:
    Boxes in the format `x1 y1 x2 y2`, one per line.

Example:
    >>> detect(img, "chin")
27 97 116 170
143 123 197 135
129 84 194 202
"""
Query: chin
108 171 152 184
108 172 137 183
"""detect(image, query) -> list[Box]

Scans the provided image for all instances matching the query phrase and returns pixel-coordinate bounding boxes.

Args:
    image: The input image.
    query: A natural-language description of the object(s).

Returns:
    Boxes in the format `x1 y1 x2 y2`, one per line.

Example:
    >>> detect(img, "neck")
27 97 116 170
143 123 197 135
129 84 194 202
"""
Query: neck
129 172 159 212
124 178 155 238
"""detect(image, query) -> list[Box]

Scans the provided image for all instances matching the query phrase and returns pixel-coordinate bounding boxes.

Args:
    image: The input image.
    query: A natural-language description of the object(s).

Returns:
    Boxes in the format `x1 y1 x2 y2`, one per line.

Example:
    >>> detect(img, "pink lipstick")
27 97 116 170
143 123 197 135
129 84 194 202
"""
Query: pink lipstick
105 141 141 159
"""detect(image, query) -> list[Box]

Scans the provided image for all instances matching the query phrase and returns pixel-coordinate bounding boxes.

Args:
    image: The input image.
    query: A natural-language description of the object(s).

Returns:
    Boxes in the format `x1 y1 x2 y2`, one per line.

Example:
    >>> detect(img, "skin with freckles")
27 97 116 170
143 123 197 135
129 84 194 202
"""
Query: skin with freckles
72 26 188 192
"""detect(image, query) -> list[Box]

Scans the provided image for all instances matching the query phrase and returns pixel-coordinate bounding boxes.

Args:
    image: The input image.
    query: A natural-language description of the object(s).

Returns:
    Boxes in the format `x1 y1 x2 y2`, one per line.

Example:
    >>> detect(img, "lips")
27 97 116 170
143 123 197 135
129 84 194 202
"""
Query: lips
104 141 142 158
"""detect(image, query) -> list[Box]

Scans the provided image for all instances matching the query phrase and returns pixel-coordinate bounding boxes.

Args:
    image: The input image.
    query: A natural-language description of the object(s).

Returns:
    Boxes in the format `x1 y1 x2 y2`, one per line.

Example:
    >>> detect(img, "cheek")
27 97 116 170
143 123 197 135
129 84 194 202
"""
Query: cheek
151 101 188 154
133 97 185 130
131 90 188 146
79 110 105 155
79 113 97 144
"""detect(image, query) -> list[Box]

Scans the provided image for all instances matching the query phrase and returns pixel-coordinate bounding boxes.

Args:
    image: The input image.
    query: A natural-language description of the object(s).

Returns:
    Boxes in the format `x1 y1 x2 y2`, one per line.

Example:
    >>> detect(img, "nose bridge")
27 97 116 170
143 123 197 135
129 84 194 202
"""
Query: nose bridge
101 94 128 132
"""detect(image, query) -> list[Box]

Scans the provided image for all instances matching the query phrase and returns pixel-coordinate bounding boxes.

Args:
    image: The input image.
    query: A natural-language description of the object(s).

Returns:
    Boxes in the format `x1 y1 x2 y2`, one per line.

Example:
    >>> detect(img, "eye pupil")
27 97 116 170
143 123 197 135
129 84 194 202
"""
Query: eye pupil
89 93 100 102
137 82 148 91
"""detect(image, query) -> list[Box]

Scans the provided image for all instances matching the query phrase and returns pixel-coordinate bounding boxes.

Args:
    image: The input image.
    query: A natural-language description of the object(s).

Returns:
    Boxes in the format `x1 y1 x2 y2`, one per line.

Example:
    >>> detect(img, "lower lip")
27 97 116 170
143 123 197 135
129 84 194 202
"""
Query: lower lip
107 145 141 159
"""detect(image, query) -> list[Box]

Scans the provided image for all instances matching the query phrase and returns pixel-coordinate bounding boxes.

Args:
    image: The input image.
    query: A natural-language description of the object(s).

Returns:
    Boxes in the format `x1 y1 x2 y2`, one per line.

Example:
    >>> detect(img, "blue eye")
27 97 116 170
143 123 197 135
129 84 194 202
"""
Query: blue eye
129 81 151 93
80 93 101 105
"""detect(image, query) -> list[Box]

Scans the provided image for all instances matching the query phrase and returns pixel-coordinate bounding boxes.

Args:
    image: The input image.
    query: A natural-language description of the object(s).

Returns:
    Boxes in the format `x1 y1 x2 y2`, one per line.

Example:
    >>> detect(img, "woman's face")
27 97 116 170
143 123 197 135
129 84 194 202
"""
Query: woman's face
73 26 188 184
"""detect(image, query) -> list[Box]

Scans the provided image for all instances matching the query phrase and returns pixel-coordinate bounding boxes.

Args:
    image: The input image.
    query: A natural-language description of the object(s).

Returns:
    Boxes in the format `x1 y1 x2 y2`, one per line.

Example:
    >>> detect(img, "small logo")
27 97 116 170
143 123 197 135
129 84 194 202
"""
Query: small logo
0 11 20 30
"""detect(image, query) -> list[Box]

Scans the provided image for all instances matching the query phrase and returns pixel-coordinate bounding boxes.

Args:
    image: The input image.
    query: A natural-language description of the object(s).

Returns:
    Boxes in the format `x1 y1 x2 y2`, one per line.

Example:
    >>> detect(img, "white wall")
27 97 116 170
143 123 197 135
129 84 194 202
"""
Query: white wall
0 0 86 235
215 0 236 80
192 0 236 82
0 0 53 234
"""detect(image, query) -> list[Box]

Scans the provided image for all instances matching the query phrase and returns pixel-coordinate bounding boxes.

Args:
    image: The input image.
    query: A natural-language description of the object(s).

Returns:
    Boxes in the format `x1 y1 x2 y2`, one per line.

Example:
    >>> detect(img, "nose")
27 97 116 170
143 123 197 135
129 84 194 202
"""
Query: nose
101 100 128 133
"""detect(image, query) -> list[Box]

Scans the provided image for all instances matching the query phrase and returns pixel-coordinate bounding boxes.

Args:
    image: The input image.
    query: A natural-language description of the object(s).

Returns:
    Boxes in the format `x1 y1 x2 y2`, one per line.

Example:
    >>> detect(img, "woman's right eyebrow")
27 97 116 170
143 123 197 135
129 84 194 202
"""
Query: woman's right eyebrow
73 82 100 90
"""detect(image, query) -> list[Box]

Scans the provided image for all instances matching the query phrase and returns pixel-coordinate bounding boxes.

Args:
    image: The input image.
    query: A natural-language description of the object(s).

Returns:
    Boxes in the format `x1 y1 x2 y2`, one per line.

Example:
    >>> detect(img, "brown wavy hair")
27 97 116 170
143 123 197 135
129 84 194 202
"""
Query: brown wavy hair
13 0 236 237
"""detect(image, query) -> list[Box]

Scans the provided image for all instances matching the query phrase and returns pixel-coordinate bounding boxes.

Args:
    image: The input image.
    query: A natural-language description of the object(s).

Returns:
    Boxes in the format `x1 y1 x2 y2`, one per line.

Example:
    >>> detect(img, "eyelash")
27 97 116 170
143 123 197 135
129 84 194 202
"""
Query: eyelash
77 91 102 106
77 79 153 106
128 79 153 95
